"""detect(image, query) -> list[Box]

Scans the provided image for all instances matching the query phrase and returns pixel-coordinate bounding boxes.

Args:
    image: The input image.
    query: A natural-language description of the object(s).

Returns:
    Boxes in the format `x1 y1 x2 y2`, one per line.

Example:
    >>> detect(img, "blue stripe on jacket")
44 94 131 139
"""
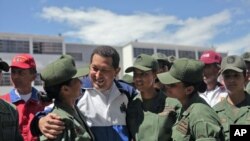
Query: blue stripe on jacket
91 125 129 141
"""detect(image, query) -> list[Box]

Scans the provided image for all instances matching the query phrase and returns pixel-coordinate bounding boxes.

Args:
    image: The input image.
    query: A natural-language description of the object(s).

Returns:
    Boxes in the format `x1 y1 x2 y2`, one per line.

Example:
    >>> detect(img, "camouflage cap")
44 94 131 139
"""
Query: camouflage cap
220 55 246 74
152 53 168 62
41 55 88 87
157 58 204 84
125 54 159 72
242 52 250 62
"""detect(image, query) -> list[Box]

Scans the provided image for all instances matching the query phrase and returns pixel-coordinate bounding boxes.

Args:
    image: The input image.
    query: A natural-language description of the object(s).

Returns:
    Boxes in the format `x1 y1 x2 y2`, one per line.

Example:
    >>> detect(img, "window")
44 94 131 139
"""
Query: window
33 42 62 54
133 48 154 57
157 49 176 56
0 39 29 53
198 51 203 59
66 52 83 61
0 73 11 86
178 50 196 59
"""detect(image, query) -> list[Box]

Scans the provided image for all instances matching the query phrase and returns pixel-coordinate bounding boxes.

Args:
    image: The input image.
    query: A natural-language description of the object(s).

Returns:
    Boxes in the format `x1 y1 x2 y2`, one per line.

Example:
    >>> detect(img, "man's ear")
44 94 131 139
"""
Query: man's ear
114 67 121 78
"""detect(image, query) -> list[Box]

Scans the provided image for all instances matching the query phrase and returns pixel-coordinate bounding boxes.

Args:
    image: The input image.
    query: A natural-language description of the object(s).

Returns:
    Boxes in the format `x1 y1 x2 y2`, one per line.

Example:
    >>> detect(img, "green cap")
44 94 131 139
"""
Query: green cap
168 55 176 63
41 55 89 87
121 74 133 84
152 53 168 62
220 55 246 74
157 58 204 84
125 54 159 72
242 52 250 62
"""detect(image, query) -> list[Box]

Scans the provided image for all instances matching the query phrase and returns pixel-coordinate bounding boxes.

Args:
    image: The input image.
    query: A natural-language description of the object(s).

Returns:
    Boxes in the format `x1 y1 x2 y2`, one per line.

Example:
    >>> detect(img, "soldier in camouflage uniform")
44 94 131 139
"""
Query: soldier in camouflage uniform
39 55 94 141
158 58 224 141
213 55 250 141
126 54 181 141
0 58 23 141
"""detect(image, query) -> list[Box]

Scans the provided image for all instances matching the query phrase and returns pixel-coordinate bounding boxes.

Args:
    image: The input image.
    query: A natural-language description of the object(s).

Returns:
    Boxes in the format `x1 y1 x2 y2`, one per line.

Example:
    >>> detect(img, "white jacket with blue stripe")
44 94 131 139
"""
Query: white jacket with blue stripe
79 76 137 141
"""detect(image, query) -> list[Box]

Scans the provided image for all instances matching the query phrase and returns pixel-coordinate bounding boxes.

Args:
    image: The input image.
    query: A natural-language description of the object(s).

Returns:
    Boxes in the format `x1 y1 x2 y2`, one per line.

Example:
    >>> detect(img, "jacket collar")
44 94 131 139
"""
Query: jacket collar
9 87 39 103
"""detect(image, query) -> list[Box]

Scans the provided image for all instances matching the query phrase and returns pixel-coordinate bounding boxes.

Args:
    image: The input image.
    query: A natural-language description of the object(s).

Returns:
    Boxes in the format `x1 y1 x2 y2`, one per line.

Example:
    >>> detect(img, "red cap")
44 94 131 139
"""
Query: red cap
11 54 36 69
200 50 222 64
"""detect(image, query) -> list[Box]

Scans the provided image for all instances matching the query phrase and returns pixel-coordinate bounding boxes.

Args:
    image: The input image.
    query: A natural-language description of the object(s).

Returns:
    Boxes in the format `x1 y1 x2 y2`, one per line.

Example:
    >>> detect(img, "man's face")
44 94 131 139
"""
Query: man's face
89 54 120 91
203 63 220 84
11 67 36 90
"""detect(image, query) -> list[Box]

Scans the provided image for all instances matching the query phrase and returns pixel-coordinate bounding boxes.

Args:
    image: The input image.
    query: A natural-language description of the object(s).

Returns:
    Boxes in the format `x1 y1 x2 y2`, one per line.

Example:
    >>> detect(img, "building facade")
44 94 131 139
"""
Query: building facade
0 32 225 94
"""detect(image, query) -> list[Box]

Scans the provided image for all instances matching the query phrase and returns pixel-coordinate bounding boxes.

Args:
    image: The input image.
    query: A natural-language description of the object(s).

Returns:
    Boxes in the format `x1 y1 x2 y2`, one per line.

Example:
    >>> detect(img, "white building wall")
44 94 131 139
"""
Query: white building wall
121 44 134 76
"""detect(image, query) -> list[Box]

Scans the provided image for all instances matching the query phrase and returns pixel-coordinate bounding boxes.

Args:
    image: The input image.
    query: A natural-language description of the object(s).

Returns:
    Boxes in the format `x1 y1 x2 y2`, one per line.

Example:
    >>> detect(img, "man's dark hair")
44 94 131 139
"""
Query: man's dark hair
90 46 120 69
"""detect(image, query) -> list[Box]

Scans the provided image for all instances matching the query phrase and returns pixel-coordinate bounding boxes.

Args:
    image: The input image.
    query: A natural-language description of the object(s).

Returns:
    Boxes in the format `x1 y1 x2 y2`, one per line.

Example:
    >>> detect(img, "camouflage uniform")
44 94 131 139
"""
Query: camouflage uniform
39 55 94 141
213 55 250 141
172 95 224 141
127 90 181 141
214 94 250 141
157 58 225 141
39 101 94 141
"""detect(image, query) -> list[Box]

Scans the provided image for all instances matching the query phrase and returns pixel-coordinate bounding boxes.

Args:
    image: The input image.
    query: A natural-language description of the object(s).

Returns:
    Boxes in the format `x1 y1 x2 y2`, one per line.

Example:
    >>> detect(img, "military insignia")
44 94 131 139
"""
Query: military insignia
168 56 176 62
120 102 127 113
227 56 235 64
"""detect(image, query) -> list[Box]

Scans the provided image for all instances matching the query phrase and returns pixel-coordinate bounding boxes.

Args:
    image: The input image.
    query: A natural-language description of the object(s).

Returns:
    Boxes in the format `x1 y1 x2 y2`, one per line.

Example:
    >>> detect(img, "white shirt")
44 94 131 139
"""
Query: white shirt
16 90 32 102
199 85 228 107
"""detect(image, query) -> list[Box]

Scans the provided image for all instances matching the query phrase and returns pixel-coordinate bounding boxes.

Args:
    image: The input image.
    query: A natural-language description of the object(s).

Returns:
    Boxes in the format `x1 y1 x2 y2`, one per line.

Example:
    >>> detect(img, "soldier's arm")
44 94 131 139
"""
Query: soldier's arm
30 112 65 139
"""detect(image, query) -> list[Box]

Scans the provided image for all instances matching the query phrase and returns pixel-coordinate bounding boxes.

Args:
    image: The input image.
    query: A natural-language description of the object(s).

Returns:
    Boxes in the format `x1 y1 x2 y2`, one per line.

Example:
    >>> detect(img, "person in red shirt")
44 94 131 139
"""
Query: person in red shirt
1 54 50 141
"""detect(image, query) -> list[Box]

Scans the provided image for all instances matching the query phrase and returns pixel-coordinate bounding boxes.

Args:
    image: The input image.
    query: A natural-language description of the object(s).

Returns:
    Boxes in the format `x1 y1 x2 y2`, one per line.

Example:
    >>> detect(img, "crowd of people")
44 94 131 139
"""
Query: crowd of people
0 45 250 141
